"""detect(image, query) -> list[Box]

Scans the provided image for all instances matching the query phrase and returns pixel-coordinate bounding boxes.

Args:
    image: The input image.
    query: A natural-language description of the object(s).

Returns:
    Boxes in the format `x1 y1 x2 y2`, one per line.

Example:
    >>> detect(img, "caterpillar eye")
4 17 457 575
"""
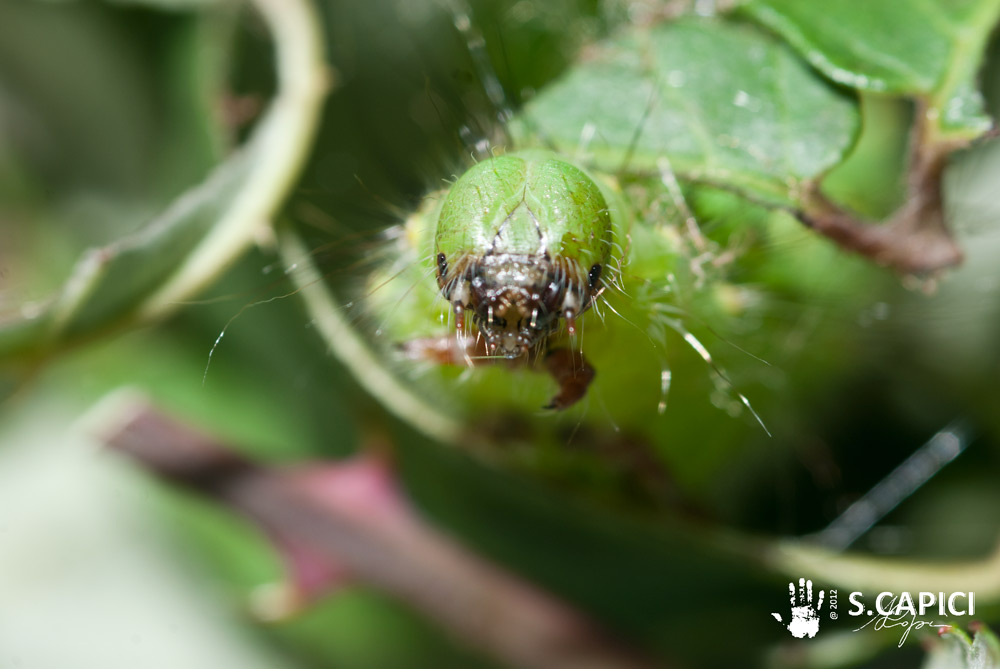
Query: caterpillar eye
588 263 602 289
436 252 448 278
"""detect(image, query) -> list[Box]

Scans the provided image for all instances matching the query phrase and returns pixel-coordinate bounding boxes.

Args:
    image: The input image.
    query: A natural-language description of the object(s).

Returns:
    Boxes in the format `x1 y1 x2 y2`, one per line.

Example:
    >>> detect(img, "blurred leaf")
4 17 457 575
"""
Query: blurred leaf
1 144 256 348
742 0 1000 139
111 0 221 8
0 2 163 196
0 0 327 380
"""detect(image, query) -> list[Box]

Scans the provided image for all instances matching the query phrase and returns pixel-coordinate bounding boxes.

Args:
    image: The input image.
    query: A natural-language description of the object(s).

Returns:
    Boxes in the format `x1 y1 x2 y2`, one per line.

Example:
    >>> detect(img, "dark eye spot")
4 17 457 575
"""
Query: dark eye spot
436 253 448 278
588 263 602 288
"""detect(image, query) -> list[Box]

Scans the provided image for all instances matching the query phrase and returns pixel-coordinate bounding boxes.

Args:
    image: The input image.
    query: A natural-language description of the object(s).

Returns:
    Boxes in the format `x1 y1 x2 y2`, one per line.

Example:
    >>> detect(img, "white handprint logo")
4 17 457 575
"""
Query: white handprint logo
772 578 825 638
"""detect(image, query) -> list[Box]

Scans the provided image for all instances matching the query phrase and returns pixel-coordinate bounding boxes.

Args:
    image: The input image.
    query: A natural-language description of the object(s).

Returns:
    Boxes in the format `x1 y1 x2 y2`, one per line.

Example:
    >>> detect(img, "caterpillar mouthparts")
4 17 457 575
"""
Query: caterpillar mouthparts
439 252 599 358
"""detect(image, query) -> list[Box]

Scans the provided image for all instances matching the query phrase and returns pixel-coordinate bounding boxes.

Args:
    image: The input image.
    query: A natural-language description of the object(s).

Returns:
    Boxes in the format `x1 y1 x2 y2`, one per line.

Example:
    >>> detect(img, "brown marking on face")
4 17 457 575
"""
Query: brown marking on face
439 252 598 358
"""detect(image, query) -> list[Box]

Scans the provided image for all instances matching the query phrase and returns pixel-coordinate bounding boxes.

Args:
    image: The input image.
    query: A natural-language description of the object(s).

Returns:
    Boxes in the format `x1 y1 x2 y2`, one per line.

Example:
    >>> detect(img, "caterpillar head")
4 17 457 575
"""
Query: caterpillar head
434 152 613 358
438 252 603 358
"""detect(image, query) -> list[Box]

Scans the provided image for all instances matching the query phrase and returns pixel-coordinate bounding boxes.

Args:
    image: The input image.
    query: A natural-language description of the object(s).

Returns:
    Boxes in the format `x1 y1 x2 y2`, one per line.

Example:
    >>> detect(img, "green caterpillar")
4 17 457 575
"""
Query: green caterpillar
422 151 621 409
355 11 936 475
368 143 721 419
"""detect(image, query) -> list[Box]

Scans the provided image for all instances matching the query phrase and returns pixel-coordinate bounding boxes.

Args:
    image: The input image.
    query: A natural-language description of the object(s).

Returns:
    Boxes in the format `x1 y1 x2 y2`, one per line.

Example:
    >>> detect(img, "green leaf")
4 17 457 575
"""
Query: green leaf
513 18 859 205
34 146 259 341
0 0 327 367
742 0 1000 139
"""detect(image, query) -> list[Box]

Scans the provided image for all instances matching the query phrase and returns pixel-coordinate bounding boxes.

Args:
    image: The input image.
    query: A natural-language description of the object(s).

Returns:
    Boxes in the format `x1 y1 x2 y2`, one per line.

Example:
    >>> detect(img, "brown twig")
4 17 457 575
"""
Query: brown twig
797 100 969 275
96 398 659 669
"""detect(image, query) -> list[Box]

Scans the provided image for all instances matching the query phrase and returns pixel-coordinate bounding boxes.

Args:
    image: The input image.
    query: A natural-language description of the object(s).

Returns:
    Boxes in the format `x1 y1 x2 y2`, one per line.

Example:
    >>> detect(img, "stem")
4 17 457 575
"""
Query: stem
97 397 658 669
769 539 1000 599
277 228 467 448
797 99 965 274
138 0 330 320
